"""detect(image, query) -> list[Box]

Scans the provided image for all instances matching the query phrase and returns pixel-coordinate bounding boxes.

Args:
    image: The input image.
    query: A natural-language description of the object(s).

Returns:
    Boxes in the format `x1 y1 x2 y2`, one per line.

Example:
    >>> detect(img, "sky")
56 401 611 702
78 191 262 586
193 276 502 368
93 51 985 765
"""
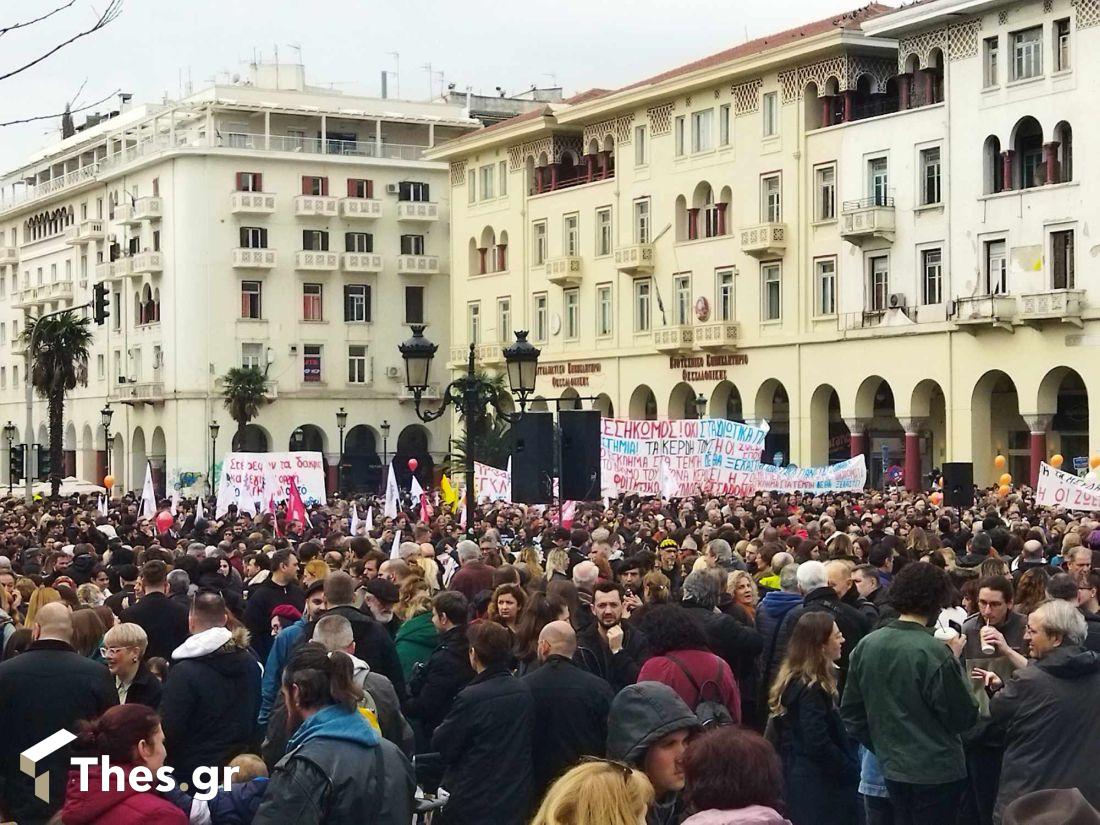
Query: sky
0 0 873 169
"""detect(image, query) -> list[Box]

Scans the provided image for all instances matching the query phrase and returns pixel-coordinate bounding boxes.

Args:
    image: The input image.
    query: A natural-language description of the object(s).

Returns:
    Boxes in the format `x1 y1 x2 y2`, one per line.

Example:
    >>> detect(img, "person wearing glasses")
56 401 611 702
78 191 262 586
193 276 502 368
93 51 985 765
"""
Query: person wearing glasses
102 621 161 708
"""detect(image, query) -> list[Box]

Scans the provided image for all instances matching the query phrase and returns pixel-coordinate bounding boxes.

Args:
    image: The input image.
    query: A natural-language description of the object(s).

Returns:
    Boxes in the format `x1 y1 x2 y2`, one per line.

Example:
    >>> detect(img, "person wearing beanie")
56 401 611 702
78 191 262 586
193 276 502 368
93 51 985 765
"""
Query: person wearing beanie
1003 788 1100 825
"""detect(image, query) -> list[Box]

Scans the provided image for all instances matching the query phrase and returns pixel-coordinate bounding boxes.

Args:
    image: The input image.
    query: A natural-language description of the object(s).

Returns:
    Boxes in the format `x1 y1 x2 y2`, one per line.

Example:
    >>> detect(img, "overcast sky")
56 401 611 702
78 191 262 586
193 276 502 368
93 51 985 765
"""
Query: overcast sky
0 0 870 169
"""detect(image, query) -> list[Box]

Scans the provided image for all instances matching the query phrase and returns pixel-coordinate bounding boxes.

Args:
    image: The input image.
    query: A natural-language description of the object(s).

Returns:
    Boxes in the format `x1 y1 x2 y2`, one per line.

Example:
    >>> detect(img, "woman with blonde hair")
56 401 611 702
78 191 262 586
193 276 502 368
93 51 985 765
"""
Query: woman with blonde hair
301 558 329 587
409 555 441 593
395 579 438 681
518 546 544 582
23 585 61 627
532 759 654 825
77 582 106 607
544 548 569 583
102 622 162 708
727 570 759 622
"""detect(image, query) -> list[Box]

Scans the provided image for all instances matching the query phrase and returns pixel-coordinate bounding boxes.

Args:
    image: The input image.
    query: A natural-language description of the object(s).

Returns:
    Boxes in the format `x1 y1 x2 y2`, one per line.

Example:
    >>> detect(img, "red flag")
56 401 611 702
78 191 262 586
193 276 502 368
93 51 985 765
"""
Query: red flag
420 493 433 523
286 478 312 528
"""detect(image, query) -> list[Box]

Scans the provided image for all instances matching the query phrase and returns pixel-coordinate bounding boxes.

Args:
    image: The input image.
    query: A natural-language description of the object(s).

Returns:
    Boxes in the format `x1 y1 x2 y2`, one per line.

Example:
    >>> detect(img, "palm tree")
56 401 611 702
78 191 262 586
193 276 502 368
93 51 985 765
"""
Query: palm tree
23 311 94 498
449 370 513 474
221 366 269 449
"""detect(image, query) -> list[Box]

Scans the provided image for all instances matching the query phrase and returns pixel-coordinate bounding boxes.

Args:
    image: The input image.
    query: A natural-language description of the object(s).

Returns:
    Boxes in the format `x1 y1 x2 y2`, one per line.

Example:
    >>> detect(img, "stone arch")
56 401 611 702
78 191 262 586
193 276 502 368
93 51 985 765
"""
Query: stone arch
691 180 714 211
111 434 124 492
593 393 614 417
804 80 822 129
150 426 166 497
983 135 1003 194
1010 115 1044 189
63 422 77 478
1054 121 1072 182
629 385 658 420
754 379 790 465
131 426 147 494
395 423 433 489
560 387 581 411
232 423 270 452
668 381 700 420
79 423 96 482
971 369 1026 486
903 53 921 74
709 381 742 420
853 375 890 420
467 237 480 276
809 384 846 466
1036 366 1089 467
675 194 689 241
529 396 549 412
344 424 381 492
289 423 327 453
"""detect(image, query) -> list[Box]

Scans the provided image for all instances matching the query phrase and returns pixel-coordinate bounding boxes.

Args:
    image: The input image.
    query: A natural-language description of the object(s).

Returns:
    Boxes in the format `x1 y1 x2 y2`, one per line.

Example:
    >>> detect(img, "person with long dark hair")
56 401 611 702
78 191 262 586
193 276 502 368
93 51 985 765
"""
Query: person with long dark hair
681 726 791 824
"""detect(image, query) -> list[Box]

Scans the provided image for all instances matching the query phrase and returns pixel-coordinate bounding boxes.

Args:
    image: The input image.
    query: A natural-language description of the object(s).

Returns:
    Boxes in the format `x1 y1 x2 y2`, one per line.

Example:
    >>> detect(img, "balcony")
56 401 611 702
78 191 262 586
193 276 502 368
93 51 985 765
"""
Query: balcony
114 381 166 405
954 294 1016 332
114 202 137 225
232 248 277 269
841 198 896 245
295 250 340 271
546 256 582 287
740 223 788 258
13 280 75 310
340 198 382 219
132 197 162 222
476 343 504 366
130 251 163 277
342 252 383 273
398 383 441 402
655 325 695 354
230 191 277 214
614 244 655 275
397 254 441 276
0 247 18 266
293 195 339 218
396 201 439 222
216 133 429 161
95 257 133 282
65 219 105 246
1017 289 1085 327
695 321 740 351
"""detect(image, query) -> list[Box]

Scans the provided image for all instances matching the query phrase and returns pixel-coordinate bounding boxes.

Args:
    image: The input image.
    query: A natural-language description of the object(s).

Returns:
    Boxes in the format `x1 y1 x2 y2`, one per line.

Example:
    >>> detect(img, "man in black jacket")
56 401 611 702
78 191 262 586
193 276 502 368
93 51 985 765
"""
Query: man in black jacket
574 581 649 692
434 621 533 825
680 570 763 695
404 590 474 752
524 621 614 804
243 548 304 661
160 591 262 785
121 559 190 660
0 603 117 825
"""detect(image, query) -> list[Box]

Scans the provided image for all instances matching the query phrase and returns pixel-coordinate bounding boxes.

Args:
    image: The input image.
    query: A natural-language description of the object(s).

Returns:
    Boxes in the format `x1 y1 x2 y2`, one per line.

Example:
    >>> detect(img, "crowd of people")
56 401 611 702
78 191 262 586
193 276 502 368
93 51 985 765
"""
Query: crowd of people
0 480 1098 825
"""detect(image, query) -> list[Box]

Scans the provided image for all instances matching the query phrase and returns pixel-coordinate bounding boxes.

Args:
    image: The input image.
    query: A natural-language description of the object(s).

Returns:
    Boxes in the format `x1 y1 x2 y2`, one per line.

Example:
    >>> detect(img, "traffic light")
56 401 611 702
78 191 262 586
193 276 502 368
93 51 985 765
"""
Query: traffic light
36 444 51 481
93 282 110 326
9 444 24 483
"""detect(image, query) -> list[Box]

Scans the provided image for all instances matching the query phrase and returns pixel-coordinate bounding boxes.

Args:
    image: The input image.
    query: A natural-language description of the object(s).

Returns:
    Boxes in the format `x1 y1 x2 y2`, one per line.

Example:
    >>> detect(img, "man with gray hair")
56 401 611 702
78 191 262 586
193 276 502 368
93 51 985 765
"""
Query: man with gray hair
448 538 495 601
980 599 1100 819
705 538 741 574
166 568 192 609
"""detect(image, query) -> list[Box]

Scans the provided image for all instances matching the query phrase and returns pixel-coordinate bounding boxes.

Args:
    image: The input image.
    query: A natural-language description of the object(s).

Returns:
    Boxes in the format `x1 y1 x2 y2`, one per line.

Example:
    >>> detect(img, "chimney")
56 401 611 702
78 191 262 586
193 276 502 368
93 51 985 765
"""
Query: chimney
61 104 75 139
381 71 388 99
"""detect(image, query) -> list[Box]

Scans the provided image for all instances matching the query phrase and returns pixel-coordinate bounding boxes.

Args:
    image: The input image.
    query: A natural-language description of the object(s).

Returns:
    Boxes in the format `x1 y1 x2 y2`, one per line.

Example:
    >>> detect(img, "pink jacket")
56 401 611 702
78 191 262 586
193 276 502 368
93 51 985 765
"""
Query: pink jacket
637 648 741 723
682 806 793 825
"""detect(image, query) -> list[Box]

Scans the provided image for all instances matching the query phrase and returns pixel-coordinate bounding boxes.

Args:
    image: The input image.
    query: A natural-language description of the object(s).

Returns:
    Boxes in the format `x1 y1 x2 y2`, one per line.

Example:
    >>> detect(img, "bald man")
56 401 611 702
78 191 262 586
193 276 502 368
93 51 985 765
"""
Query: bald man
0 602 116 823
523 621 615 803
1014 539 1051 582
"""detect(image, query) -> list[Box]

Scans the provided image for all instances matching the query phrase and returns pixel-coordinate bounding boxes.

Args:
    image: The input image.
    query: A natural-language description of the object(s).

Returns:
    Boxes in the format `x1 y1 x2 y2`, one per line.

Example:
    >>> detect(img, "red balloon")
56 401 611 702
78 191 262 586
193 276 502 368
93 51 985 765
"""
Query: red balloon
407 458 419 472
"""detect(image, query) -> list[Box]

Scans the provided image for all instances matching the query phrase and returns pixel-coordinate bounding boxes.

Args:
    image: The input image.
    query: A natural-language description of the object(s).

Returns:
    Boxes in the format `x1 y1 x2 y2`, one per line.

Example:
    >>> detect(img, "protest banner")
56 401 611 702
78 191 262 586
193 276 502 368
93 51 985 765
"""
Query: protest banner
474 460 512 502
1035 461 1100 511
215 451 327 517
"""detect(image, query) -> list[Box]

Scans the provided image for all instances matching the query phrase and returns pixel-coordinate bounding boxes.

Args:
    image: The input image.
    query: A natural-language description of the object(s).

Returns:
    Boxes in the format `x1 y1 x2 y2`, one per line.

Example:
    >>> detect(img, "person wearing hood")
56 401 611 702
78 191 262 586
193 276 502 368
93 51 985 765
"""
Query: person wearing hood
159 591 261 785
607 680 701 825
258 578 326 727
756 563 802 722
252 643 414 825
976 600 1100 821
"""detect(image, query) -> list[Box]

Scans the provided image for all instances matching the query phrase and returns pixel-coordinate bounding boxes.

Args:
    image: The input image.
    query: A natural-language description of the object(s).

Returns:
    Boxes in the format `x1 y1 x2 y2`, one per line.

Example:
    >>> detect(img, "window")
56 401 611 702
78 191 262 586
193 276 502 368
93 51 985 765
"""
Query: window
479 165 495 200
920 147 942 205
761 263 781 321
344 284 370 322
499 161 508 196
921 248 943 304
815 259 836 316
563 214 579 257
984 37 999 87
1 367 5 389
634 279 651 332
468 175 476 204
691 109 713 153
400 235 425 255
497 297 511 343
398 181 430 202
301 176 328 196
303 283 323 320
1055 19 1071 72
302 345 322 383
633 199 650 244
302 230 329 251
674 116 686 156
0 278 4 298
532 221 547 265
716 269 734 321
236 172 262 192
348 345 368 384
564 288 580 340
240 227 267 249
95 354 104 380
242 343 264 370
532 293 548 342
597 284 613 337
719 104 731 146
345 232 373 253
241 281 262 319
12 365 17 387
761 175 781 222
596 208 612 256
815 165 836 221
868 255 889 311
467 301 481 345
347 178 373 198
985 240 1007 294
405 286 424 324
1011 27 1042 81
674 274 691 325
703 201 723 238
868 157 889 205
763 92 778 137
634 125 647 166
1052 230 1075 289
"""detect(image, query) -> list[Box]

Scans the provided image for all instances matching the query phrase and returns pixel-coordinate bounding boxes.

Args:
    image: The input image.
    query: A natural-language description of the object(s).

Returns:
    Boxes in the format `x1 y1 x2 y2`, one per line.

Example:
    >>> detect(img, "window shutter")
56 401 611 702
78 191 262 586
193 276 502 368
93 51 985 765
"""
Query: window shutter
235 172 244 191
347 178 356 198
301 175 311 195
259 228 268 248
365 233 373 253
239 227 248 248
365 285 372 322
321 177 329 197
303 230 311 250
343 285 351 321
255 173 263 193
366 180 374 199
320 232 329 252
345 233 354 253
422 183 430 201
398 181 411 201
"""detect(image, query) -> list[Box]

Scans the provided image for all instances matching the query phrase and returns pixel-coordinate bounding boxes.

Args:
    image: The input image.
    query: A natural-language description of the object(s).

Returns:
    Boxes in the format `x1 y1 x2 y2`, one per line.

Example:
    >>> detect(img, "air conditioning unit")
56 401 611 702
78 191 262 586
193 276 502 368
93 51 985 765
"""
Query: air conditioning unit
888 292 907 309
385 183 399 195
384 365 400 379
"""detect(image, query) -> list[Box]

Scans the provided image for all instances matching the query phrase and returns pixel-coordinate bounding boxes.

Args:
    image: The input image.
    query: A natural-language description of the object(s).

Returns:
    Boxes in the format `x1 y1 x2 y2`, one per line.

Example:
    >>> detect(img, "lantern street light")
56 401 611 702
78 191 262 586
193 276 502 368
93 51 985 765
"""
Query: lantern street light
694 393 708 420
208 421 220 496
336 407 348 494
101 404 114 477
3 421 15 495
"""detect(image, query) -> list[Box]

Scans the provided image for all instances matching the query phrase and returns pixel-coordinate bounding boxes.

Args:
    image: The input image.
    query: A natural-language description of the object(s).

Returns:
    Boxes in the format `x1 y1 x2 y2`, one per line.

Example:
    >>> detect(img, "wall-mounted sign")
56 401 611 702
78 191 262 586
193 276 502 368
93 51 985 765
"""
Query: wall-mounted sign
694 296 710 322
668 353 748 382
537 361 603 388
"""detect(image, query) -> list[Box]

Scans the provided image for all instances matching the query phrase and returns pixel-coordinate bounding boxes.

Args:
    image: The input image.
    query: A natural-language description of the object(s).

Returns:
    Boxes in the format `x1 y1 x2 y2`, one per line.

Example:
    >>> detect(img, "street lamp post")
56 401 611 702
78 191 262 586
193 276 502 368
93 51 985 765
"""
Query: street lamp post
380 419 390 490
336 407 348 495
399 326 540 532
3 421 15 496
694 393 708 420
100 404 114 483
208 421 220 496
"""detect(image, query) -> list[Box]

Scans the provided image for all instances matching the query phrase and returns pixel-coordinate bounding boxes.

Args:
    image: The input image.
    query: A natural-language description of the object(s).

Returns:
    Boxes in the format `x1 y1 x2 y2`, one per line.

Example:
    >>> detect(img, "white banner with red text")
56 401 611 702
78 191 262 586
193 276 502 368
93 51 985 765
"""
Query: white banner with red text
1035 461 1100 511
215 451 327 517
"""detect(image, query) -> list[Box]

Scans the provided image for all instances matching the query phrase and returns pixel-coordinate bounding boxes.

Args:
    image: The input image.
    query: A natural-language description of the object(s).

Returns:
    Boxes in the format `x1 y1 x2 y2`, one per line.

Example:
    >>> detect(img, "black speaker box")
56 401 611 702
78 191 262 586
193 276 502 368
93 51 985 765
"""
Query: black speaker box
942 462 975 508
560 409 602 501
511 412 554 504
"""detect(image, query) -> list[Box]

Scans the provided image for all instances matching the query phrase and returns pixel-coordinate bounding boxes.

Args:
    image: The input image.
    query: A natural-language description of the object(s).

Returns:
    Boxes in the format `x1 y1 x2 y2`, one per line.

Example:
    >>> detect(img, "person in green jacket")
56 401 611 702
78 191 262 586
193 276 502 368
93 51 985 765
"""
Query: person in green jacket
395 586 439 682
841 561 978 825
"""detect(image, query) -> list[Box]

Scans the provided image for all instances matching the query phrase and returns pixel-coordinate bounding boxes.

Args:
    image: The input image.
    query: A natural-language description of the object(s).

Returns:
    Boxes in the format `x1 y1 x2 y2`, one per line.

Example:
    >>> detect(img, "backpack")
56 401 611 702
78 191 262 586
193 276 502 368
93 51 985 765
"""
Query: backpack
665 653 734 728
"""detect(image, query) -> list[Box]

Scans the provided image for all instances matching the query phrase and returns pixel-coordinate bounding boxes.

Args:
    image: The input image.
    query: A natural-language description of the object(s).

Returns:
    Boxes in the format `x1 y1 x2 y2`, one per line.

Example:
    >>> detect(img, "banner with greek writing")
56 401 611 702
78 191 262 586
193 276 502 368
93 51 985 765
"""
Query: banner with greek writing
215 451 327 517
474 460 512 502
712 455 868 496
1036 461 1100 510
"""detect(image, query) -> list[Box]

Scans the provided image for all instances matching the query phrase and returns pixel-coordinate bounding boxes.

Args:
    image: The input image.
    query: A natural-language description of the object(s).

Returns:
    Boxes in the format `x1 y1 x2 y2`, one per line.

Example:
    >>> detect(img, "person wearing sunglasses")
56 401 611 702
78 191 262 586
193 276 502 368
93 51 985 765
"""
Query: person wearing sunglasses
102 621 161 709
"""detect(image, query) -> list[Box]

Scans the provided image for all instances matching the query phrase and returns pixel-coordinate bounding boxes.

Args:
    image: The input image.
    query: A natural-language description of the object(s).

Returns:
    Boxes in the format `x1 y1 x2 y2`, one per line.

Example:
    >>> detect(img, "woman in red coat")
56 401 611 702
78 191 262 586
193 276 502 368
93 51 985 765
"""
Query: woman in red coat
59 703 187 825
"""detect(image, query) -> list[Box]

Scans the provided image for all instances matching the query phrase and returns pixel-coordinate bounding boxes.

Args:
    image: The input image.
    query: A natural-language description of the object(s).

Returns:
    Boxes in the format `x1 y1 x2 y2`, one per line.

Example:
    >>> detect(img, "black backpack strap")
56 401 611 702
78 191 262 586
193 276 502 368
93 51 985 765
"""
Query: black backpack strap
665 653 703 707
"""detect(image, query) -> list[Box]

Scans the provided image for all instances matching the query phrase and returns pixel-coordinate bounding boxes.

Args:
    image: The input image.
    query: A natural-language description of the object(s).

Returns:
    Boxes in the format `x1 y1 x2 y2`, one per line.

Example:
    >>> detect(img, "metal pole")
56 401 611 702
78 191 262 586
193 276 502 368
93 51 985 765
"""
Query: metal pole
338 426 345 495
23 311 32 505
5 435 11 496
209 434 214 497
464 343 476 535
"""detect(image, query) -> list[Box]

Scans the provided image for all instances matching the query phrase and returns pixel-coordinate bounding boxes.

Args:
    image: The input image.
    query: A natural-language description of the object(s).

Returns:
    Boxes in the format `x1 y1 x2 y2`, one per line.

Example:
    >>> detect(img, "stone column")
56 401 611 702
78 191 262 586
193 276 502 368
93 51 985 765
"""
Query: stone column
899 418 927 492
686 208 700 241
845 418 868 459
716 203 727 236
598 151 610 179
1001 150 1016 191
1043 142 1060 185
585 154 595 182
898 74 911 110
1024 414 1053 488
820 96 832 127
843 91 853 123
548 163 560 190
477 247 487 275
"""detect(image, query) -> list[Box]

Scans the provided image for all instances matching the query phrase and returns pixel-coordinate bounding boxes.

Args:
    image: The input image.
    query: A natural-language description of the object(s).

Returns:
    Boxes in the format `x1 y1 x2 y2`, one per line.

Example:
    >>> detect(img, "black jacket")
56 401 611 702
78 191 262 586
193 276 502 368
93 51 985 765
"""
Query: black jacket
160 627 262 783
0 640 117 824
123 664 163 709
120 591 191 661
523 654 614 801
306 605 406 699
403 624 474 751
243 577 305 662
433 667 534 825
680 599 763 686
776 587 870 695
574 621 649 693
105 585 137 617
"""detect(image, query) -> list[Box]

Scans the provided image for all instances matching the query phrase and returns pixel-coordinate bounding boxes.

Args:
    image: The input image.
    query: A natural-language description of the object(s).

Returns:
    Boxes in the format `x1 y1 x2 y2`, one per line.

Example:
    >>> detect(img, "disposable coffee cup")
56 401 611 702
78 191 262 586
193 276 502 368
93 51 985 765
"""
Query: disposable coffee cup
980 627 995 655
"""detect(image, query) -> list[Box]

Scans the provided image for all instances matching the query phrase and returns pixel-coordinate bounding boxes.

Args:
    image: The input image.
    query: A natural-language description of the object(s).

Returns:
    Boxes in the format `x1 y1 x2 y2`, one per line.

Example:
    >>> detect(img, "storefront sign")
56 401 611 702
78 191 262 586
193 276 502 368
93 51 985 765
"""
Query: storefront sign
537 360 603 388
668 353 748 382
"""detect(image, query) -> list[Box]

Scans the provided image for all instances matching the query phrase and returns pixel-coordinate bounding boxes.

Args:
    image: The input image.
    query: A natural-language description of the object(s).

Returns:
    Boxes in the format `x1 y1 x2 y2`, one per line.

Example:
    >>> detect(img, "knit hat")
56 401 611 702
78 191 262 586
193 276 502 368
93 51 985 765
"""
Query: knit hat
270 603 302 623
1004 789 1100 825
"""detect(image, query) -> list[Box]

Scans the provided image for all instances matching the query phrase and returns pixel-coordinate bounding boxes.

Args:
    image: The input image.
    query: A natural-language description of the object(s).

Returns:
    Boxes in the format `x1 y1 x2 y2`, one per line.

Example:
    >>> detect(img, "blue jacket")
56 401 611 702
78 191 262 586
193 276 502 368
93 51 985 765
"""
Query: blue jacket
755 590 803 695
259 618 307 724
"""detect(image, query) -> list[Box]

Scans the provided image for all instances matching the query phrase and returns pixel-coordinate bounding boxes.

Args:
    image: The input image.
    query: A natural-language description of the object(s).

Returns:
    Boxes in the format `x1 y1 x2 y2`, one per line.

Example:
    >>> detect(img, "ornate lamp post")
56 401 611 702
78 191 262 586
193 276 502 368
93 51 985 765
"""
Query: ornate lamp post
336 406 348 494
694 393 708 419
208 421 220 495
100 404 114 477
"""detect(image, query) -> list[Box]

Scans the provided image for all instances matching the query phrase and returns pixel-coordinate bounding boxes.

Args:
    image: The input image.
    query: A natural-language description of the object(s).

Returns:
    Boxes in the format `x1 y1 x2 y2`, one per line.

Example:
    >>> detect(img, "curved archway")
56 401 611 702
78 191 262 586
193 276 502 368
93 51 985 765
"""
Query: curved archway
754 380 790 465
529 396 549 412
111 435 124 493
1011 116 1043 189
629 385 658 420
131 427 147 495
907 379 947 485
971 370 1026 486
150 427 167 498
467 237 480 277
232 423 270 452
675 194 689 242
560 387 581 411
289 424 327 453
804 81 822 129
395 423 433 489
854 377 904 486
344 425 381 492
63 422 77 477
1038 367 1089 471
593 393 614 417
80 423 96 482
709 380 742 420
983 135 1003 194
668 381 699 420
1054 121 1072 183
809 384 848 466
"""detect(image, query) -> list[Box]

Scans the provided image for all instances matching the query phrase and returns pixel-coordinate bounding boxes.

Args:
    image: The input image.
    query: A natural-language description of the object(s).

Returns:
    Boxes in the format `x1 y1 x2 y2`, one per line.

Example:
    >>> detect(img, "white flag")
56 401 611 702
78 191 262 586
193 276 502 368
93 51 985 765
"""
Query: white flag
390 528 402 560
658 458 677 500
410 474 425 500
349 504 360 536
365 506 374 532
98 493 108 517
170 487 180 516
195 496 205 521
383 464 399 519
140 462 156 520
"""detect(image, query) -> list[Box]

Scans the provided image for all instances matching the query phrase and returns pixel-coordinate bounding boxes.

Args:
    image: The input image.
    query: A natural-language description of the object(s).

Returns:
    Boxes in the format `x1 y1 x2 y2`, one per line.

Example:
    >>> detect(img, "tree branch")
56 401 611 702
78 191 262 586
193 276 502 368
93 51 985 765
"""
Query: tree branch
0 0 76 38
0 0 123 83
0 88 118 128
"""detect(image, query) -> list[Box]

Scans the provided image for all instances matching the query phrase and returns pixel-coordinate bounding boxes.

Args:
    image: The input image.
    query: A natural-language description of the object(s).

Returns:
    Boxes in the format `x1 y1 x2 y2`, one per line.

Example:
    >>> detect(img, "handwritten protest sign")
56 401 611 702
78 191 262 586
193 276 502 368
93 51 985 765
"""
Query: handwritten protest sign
474 461 512 502
215 451 327 517
1036 461 1100 511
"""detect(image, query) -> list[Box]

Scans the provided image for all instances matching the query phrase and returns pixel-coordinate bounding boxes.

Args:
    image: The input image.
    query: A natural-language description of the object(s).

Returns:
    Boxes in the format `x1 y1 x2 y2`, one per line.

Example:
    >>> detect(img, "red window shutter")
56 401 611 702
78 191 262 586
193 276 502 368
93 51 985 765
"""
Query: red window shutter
301 175 310 195
321 177 329 197
235 172 244 191
347 178 356 198
255 173 263 193
366 180 374 199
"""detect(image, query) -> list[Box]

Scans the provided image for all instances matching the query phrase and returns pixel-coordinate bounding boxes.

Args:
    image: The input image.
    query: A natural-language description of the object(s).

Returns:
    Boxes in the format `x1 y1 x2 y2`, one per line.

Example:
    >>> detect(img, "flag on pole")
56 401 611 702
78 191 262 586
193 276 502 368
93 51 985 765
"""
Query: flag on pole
390 529 402 560
170 487 180 516
365 506 374 532
441 474 458 512
98 493 108 517
140 462 156 521
195 496 204 521
349 504 360 536
561 499 577 529
410 474 425 500
286 479 311 528
383 464 399 519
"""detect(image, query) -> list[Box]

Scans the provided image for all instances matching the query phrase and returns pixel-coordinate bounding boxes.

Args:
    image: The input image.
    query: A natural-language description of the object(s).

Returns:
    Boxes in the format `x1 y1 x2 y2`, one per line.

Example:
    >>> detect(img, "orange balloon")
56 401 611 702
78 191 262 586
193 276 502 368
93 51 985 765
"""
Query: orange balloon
994 455 1007 470
998 484 1010 496
103 474 115 490
1091 456 1100 470
999 473 1012 486
930 491 943 504
1050 454 1064 468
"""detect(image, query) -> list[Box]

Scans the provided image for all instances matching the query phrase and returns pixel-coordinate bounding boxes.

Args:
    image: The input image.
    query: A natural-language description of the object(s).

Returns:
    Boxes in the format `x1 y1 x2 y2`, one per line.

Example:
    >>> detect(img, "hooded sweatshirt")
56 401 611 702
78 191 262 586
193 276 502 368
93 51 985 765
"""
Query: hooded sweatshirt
59 763 188 825
682 806 793 825
287 702 380 750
